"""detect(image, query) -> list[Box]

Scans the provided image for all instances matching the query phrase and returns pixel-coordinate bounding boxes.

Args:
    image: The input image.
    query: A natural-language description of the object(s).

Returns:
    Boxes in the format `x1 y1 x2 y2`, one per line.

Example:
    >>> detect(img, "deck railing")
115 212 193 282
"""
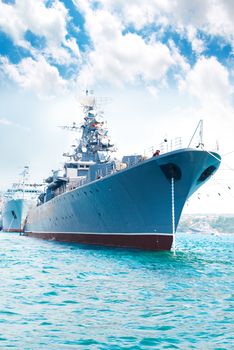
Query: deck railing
143 137 183 159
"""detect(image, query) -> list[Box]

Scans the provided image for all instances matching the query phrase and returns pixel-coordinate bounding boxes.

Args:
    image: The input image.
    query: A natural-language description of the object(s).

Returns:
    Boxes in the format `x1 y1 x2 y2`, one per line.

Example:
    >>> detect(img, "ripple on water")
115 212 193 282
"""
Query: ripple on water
0 231 233 349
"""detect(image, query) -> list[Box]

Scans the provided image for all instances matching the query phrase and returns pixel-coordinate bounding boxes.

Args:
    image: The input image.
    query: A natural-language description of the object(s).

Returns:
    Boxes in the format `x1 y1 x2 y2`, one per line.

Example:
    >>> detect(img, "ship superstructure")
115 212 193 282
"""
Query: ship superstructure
24 92 221 250
40 92 116 203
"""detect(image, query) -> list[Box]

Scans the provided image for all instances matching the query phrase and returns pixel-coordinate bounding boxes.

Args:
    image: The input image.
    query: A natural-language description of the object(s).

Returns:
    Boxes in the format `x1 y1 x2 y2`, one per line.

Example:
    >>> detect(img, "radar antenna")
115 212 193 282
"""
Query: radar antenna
58 122 80 132
59 90 115 163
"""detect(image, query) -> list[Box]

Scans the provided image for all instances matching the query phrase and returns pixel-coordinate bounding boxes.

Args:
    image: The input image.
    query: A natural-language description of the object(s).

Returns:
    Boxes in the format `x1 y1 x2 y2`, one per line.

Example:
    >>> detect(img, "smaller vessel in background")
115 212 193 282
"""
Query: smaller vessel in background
2 166 44 232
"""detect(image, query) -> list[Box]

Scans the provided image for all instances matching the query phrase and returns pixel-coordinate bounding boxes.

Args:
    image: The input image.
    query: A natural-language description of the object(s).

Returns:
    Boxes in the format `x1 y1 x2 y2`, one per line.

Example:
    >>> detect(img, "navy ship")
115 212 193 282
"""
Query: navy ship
24 92 221 250
2 166 44 232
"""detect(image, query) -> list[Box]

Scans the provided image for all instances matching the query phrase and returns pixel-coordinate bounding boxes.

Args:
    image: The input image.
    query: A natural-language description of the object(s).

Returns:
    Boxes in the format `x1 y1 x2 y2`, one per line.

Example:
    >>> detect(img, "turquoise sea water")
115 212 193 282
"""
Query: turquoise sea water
0 232 233 349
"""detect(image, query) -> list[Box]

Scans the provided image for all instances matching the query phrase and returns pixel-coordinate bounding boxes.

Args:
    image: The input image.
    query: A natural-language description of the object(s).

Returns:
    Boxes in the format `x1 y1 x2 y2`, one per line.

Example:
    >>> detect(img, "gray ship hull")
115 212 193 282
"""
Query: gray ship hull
2 199 29 232
24 149 221 250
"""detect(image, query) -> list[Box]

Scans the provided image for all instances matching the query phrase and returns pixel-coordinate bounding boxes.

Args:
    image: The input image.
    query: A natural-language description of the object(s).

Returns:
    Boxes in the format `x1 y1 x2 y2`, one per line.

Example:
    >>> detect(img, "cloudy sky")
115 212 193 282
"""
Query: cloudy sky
0 0 233 213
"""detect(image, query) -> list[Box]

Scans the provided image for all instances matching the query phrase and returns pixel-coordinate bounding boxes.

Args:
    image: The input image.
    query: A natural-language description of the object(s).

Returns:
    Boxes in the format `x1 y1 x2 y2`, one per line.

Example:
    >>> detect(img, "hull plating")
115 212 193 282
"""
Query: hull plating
25 232 173 251
24 149 221 250
2 199 29 232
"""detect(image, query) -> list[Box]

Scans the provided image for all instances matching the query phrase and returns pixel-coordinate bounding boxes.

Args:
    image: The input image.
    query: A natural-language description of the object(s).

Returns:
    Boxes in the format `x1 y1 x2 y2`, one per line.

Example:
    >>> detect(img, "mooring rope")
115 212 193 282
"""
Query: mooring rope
171 177 176 256
205 149 234 172
7 216 15 232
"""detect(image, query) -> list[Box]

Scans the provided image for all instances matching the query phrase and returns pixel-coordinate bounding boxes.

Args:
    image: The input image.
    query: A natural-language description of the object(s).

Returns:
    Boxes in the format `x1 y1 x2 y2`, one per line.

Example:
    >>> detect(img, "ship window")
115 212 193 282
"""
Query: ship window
78 169 88 176
66 163 78 169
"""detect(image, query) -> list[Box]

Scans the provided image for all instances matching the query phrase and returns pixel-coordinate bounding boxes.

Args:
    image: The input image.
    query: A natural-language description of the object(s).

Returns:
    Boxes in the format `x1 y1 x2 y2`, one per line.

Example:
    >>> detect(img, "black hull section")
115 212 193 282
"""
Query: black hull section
24 232 173 251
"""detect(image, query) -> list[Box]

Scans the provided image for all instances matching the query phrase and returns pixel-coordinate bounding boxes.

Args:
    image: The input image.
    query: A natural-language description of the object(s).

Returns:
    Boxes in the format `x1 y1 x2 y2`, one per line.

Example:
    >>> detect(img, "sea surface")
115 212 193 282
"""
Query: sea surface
0 232 233 350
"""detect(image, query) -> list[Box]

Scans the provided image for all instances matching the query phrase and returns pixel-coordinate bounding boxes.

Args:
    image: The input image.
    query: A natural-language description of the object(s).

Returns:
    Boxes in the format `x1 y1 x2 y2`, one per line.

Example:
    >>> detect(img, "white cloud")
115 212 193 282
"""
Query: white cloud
187 26 205 54
206 0 234 46
0 118 13 126
0 56 67 97
0 1 26 45
82 0 234 52
65 38 81 59
182 57 233 106
93 0 172 29
0 0 81 63
1 0 232 93
0 117 30 131
0 0 83 93
168 39 190 74
179 57 234 156
74 5 174 87
73 0 234 90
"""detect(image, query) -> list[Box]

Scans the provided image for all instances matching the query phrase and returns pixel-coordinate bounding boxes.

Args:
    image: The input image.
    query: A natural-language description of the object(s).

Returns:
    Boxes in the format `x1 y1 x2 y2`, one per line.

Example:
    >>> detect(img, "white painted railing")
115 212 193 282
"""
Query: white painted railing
143 137 183 159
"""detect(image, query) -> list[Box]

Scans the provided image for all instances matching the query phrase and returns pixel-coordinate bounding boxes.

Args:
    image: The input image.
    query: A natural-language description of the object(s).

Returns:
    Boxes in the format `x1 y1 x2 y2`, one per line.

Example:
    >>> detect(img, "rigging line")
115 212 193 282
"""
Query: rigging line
205 149 234 172
222 150 234 157
217 169 234 171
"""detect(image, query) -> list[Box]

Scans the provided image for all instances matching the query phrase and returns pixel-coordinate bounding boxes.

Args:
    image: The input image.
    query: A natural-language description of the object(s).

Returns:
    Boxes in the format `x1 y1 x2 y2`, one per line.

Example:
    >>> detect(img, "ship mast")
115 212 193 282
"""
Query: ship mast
19 166 29 200
187 119 204 149
60 90 115 163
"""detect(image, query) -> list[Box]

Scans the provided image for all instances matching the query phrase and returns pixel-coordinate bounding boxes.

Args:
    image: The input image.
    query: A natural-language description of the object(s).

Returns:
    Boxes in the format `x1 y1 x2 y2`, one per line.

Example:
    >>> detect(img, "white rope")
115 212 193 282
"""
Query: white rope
223 150 234 157
171 177 176 255
7 216 15 232
205 149 234 172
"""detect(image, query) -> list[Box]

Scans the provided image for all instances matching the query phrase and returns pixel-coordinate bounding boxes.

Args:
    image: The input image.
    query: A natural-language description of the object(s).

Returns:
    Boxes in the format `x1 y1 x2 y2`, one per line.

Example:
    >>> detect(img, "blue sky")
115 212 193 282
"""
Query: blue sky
0 0 234 213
